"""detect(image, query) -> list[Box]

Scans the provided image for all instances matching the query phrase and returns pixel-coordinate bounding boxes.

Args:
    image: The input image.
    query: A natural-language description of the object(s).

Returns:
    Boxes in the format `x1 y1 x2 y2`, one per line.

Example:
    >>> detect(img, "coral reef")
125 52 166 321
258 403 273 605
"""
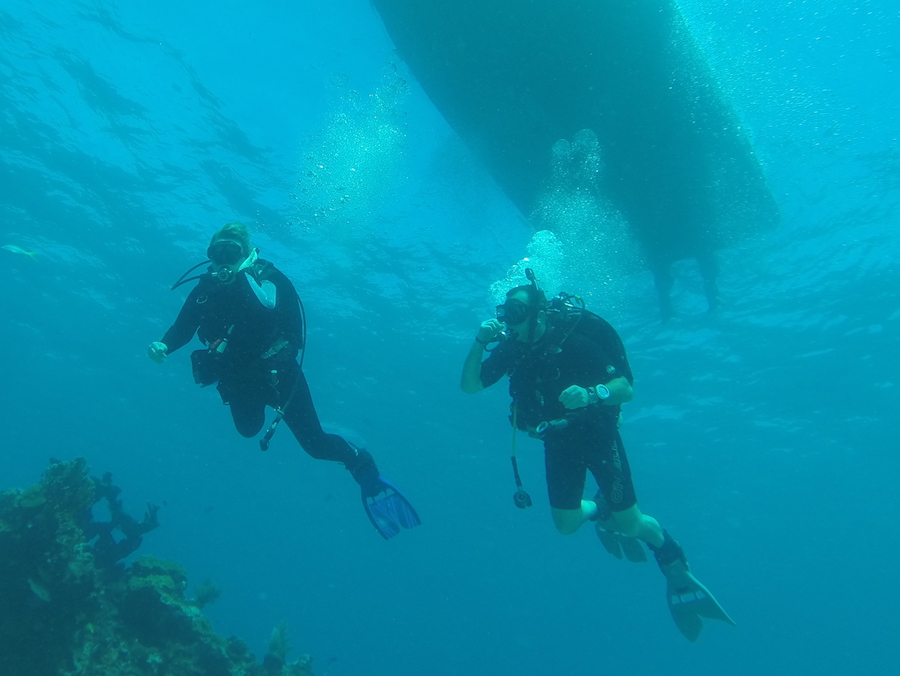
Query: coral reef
0 458 316 676
192 578 223 610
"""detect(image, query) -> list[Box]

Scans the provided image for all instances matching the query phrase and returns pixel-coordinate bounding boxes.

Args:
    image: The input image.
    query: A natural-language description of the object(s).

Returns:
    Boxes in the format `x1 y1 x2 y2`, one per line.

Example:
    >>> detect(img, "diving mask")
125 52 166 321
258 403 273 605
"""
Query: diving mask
496 298 530 326
207 240 244 266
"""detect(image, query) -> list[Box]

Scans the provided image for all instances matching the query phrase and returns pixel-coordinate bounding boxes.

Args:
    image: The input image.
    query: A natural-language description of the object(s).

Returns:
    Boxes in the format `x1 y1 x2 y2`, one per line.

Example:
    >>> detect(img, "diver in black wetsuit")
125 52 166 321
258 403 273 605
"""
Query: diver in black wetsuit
148 222 419 539
460 269 734 640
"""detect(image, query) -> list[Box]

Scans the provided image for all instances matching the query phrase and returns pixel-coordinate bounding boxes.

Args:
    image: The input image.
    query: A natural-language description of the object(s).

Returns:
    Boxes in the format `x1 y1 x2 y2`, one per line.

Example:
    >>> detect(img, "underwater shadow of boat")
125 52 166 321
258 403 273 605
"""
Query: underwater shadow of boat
370 0 779 317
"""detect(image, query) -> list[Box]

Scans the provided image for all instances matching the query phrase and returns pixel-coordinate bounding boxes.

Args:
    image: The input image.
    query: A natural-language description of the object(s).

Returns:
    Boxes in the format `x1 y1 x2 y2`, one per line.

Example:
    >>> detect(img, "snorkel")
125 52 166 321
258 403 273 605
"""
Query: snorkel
497 268 545 344
522 268 543 344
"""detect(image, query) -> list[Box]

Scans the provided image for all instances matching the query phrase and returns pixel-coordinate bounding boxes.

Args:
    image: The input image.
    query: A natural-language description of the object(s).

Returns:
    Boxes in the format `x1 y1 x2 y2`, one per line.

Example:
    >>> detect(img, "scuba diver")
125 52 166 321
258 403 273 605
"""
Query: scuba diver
459 269 733 640
147 222 420 539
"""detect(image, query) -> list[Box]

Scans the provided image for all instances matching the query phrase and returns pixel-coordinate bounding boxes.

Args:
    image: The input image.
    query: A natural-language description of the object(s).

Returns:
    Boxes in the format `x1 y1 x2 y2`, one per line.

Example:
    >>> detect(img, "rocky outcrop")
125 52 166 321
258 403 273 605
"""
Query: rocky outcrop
0 458 315 676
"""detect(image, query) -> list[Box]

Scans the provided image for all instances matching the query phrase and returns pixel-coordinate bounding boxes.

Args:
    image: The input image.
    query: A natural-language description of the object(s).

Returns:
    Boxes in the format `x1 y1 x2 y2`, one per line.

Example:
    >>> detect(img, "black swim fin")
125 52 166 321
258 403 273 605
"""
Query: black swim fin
652 531 736 641
592 490 647 563
594 522 648 562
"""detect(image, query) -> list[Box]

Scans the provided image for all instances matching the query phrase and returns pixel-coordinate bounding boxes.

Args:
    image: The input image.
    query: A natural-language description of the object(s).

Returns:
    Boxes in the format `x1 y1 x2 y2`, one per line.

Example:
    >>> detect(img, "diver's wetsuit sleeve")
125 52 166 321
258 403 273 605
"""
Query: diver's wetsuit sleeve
479 345 512 388
602 322 633 385
583 314 634 385
160 285 204 354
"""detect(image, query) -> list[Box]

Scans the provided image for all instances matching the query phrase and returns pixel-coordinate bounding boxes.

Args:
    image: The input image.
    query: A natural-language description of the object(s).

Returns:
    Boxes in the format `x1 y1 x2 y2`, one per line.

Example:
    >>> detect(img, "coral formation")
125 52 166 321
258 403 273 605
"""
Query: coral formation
193 577 224 610
0 458 316 676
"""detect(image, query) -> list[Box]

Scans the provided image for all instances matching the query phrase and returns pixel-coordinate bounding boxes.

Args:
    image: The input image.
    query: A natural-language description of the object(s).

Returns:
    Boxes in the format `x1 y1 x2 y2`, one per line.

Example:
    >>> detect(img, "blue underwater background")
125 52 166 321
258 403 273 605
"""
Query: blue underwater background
1 0 898 674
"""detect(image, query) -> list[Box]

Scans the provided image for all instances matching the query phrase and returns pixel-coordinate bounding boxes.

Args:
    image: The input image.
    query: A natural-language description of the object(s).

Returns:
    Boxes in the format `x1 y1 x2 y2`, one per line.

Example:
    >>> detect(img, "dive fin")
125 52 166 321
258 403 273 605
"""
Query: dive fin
594 522 624 559
592 490 647 562
362 478 422 540
594 521 648 562
619 534 649 563
652 531 735 641
661 560 736 642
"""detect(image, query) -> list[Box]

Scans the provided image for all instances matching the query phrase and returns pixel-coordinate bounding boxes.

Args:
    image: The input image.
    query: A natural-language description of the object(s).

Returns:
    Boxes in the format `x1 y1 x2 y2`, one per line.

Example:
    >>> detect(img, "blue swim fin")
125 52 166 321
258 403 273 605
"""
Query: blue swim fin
361 477 421 540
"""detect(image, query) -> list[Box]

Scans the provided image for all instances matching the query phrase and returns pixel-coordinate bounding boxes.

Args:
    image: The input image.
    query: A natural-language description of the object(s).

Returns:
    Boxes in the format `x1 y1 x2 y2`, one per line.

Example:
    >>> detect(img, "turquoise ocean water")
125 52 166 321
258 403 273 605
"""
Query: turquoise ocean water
1 1 898 674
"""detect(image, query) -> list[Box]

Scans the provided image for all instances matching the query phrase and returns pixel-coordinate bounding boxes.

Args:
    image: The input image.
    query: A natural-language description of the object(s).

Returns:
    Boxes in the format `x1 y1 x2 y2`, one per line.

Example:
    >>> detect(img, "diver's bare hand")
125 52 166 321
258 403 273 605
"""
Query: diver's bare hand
559 385 590 410
148 341 168 364
475 319 503 346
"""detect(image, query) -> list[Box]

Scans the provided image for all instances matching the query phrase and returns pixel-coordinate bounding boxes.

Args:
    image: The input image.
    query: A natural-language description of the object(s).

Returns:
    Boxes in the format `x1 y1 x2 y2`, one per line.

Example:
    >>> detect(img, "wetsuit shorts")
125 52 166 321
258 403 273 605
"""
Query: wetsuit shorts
543 422 637 512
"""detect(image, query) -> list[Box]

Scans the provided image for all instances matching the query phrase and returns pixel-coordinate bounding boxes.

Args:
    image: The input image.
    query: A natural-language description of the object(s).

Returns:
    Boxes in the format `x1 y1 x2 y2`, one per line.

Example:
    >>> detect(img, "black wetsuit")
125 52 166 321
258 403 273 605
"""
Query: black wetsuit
161 258 356 465
480 310 637 511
